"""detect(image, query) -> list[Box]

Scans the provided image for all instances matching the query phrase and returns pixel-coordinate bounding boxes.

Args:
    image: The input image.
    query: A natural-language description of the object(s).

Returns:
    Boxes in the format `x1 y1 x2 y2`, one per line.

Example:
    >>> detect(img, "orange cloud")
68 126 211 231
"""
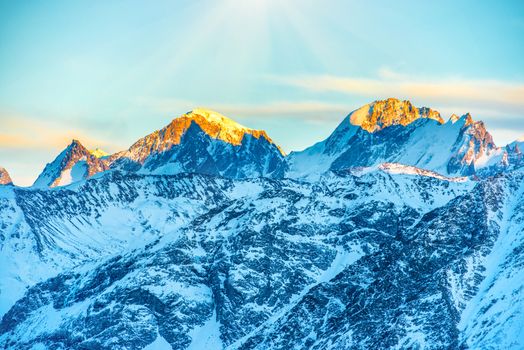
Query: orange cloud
275 71 524 114
137 97 352 124
0 112 124 151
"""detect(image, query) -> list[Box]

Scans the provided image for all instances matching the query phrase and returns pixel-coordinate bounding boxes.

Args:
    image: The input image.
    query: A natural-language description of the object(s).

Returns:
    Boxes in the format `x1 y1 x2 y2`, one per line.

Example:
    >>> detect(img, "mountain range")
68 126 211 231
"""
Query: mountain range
22 98 524 189
1 98 523 349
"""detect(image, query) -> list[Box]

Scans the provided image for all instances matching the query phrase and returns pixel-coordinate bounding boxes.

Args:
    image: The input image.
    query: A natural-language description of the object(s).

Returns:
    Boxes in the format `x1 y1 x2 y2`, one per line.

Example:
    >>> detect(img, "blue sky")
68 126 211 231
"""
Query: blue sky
1 0 523 185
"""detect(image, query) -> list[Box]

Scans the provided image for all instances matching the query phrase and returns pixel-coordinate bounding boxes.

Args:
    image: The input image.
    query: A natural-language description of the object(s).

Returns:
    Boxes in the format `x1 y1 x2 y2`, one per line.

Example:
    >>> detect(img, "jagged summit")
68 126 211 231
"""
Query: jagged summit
182 108 284 154
32 110 287 187
33 139 108 188
288 98 506 179
0 167 13 185
347 98 444 132
450 113 474 126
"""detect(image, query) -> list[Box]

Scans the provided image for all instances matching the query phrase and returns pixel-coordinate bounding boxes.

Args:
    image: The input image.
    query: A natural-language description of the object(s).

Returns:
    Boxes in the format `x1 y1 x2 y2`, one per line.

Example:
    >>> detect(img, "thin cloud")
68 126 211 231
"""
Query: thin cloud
274 71 524 116
0 112 124 151
137 97 352 123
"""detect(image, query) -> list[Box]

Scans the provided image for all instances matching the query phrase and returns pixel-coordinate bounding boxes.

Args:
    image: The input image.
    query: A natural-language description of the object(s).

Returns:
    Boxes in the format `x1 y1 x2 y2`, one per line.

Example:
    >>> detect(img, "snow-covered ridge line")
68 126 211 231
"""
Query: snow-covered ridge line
288 98 524 180
28 98 524 188
378 163 470 182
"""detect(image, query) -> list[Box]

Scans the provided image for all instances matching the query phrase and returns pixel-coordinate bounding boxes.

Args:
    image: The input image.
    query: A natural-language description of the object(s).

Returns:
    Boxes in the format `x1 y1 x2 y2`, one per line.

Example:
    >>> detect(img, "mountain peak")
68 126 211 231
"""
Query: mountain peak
69 139 84 148
122 108 283 159
62 139 90 155
463 113 474 126
348 98 444 132
289 99 503 179
106 108 287 177
187 108 244 129
33 140 108 188
178 108 276 147
0 167 13 185
450 113 473 126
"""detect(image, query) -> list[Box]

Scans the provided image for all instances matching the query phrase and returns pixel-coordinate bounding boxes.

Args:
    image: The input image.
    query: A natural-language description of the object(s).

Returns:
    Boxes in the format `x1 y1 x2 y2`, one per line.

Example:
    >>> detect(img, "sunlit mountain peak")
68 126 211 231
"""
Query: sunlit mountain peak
0 167 13 185
181 108 277 148
121 108 286 158
348 98 444 132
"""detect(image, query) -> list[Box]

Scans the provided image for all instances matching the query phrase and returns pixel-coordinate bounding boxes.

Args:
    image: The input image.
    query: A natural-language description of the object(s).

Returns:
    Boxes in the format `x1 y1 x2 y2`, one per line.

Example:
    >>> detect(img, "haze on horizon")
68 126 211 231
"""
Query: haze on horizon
1 0 523 186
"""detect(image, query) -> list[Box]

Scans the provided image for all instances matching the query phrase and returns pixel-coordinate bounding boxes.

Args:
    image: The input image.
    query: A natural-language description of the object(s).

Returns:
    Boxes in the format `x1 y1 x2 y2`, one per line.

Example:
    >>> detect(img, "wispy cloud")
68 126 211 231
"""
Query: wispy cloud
136 97 352 124
274 69 524 116
0 111 128 186
0 111 124 151
270 70 524 146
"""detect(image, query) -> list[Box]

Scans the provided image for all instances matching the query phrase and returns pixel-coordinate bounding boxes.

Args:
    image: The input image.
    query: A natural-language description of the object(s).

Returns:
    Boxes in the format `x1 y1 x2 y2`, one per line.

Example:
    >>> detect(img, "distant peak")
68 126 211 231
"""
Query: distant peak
450 113 473 126
462 113 474 126
348 98 444 132
0 166 13 185
67 139 86 150
450 114 460 123
119 108 286 165
61 139 92 157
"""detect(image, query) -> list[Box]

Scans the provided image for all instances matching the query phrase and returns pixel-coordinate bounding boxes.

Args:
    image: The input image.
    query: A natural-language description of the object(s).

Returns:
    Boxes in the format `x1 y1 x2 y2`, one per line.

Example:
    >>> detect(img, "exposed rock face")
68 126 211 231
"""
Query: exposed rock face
349 98 444 132
33 140 108 188
121 108 282 158
0 167 12 185
447 117 497 174
505 140 524 167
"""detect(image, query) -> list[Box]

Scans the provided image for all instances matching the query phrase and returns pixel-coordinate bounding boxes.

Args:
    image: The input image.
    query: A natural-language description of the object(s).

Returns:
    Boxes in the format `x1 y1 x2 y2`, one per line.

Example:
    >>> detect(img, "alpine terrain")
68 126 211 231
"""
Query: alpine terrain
1 98 523 349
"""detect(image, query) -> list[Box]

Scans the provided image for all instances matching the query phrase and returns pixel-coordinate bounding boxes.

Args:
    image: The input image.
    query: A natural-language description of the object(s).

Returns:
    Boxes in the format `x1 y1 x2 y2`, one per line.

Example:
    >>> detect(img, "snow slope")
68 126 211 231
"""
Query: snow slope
1 169 484 349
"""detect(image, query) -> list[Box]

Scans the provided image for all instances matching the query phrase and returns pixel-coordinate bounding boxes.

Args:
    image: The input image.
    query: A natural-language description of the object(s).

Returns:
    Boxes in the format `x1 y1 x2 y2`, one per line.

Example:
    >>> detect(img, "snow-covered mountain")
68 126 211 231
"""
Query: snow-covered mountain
2 99 524 349
108 108 286 178
33 140 109 188
33 109 287 188
287 98 509 179
33 101 522 188
0 167 12 185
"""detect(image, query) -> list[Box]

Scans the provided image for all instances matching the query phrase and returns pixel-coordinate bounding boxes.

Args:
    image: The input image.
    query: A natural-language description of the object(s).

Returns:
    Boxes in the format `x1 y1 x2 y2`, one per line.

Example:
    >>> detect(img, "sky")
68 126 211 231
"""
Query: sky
1 0 523 185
